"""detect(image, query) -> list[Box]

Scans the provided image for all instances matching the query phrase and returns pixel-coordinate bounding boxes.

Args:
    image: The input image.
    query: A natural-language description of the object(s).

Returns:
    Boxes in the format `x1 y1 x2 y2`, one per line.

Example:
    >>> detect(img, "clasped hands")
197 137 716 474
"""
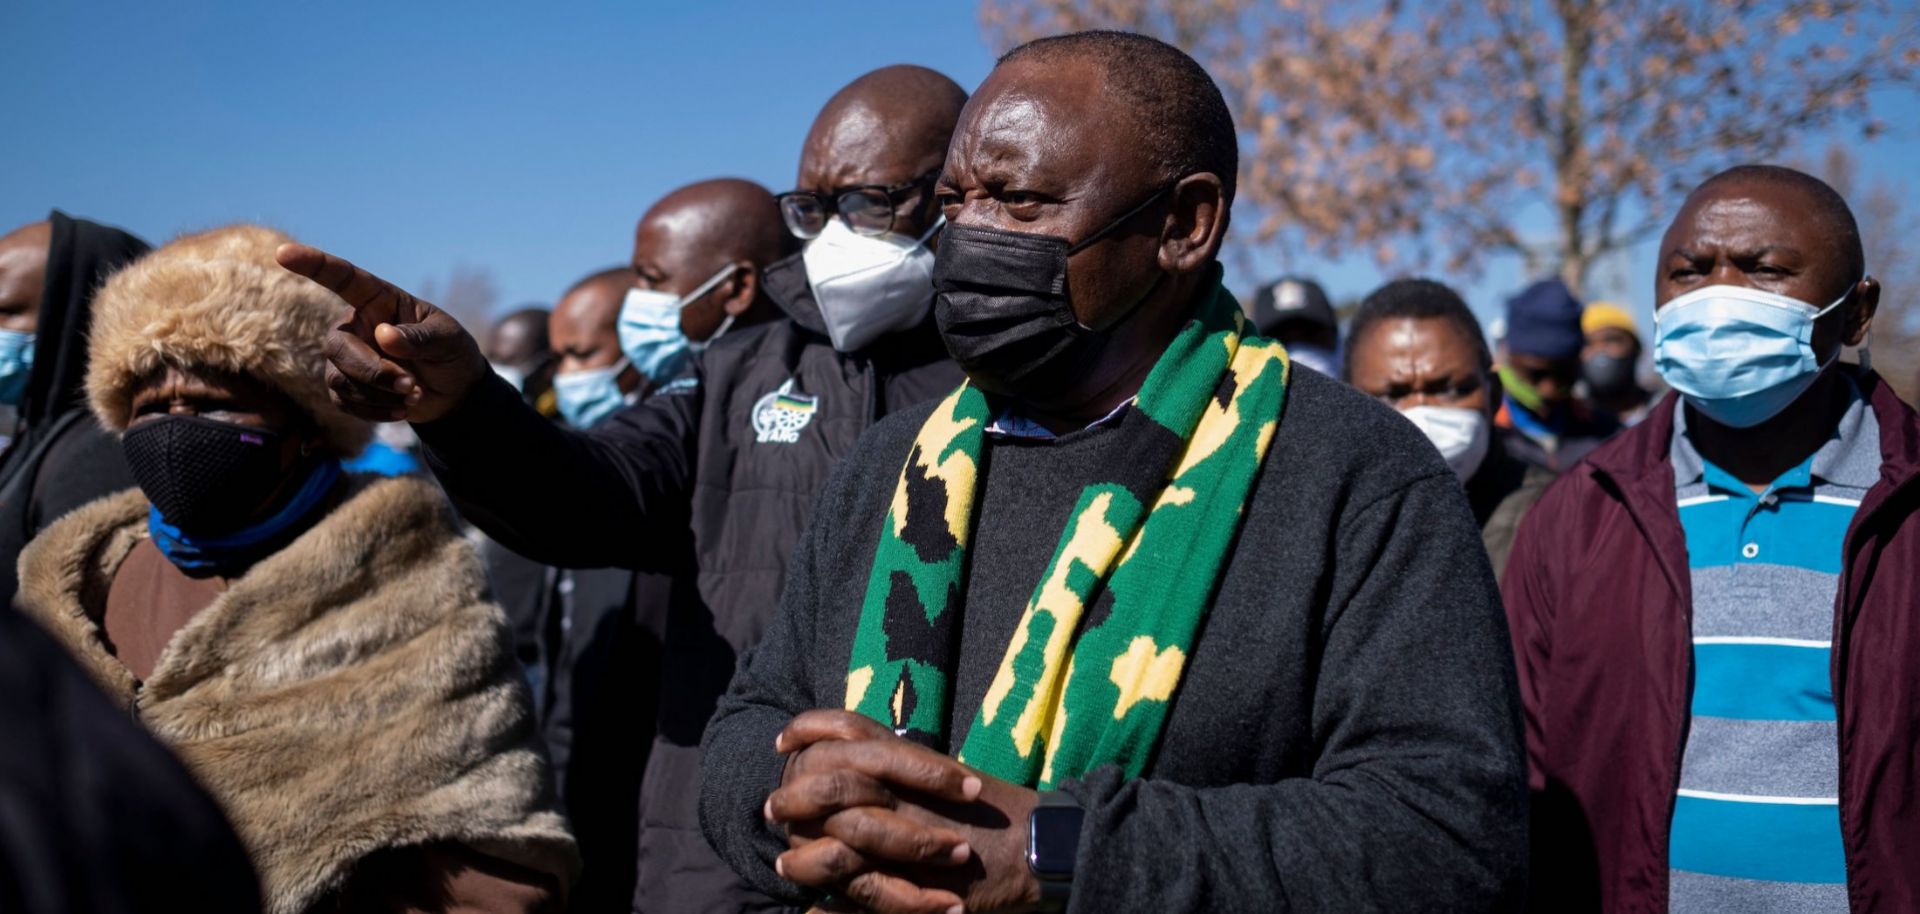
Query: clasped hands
765 710 1043 914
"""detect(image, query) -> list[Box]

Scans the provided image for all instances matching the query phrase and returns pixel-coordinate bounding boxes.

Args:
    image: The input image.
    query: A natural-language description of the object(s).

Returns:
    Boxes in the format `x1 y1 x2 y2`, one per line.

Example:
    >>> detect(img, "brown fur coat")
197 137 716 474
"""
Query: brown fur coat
16 475 577 914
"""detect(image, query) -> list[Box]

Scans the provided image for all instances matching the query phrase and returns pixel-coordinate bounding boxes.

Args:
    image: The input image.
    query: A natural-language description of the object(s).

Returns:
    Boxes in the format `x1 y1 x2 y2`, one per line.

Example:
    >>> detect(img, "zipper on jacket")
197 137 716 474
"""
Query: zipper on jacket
1664 618 1694 903
1823 467 1912 904
1829 521 1862 903
860 354 880 427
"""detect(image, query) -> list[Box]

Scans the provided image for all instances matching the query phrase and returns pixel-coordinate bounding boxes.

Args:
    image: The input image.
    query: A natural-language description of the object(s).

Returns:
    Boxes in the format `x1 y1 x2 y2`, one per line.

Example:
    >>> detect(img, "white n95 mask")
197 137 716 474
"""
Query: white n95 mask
802 218 942 353
1401 405 1491 482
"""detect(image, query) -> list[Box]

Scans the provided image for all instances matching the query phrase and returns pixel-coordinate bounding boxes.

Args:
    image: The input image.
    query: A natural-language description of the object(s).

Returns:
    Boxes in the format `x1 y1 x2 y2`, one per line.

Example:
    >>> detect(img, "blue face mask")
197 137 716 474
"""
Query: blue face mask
1653 282 1854 428
148 457 343 578
552 357 633 429
616 265 740 383
0 328 36 406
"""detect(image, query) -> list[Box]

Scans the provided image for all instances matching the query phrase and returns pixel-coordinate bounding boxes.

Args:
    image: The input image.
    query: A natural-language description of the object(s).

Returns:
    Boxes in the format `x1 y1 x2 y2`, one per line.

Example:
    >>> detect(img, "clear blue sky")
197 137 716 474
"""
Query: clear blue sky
4 1 1913 334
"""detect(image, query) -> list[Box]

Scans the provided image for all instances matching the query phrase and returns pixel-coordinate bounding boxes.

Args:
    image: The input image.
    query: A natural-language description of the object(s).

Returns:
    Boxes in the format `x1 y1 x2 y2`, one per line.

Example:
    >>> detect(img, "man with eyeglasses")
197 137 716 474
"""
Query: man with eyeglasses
280 65 968 913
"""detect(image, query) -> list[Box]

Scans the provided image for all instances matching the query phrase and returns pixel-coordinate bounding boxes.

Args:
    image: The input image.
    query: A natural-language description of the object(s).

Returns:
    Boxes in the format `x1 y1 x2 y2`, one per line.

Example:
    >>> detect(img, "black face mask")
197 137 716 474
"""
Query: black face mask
932 187 1170 397
122 415 296 535
1582 351 1639 397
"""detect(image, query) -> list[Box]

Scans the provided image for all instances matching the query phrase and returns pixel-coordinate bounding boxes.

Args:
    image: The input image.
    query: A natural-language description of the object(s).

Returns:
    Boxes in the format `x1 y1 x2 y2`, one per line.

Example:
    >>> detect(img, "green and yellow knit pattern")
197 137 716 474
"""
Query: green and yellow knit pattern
843 280 1290 788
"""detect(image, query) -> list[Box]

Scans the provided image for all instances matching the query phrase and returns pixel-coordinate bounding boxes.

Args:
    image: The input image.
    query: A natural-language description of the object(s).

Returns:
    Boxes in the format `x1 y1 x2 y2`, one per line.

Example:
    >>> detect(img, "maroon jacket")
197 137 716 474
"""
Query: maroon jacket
1502 368 1920 913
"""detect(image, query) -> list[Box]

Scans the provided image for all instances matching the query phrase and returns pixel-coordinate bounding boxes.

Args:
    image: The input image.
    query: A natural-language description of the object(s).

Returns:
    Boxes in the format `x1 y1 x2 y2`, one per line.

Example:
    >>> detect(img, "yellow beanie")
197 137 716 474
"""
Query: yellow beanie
1582 302 1639 337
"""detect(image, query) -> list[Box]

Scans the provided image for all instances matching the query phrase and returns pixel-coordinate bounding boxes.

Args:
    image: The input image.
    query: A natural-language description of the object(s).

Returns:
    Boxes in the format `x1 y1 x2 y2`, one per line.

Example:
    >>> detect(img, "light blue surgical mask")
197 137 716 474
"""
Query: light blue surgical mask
0 328 35 406
552 356 633 429
616 265 741 383
1653 281 1855 428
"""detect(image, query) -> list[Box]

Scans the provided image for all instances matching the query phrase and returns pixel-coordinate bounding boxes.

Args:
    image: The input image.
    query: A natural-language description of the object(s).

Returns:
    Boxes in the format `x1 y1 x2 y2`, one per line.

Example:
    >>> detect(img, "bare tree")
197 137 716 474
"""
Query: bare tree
416 264 501 333
981 0 1919 294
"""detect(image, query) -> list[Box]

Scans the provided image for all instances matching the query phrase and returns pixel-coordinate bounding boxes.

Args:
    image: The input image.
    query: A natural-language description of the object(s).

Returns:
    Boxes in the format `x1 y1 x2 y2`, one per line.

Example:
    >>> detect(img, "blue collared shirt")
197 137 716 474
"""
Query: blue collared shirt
1666 376 1880 912
984 396 1137 440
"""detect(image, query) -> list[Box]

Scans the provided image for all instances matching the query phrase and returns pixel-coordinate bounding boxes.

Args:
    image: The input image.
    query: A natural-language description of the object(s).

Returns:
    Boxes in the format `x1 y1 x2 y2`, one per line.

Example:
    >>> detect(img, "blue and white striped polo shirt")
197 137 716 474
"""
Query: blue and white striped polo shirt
1667 378 1879 912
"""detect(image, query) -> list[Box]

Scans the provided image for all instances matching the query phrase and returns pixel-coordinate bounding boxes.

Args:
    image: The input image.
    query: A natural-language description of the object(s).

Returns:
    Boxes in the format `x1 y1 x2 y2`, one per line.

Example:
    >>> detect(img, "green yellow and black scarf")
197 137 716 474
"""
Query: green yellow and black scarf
843 280 1290 788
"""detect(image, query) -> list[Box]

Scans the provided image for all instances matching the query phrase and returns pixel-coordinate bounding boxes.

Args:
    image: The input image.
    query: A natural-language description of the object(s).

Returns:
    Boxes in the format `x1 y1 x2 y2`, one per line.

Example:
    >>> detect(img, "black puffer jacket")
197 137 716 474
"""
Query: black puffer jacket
417 251 961 913
0 211 148 602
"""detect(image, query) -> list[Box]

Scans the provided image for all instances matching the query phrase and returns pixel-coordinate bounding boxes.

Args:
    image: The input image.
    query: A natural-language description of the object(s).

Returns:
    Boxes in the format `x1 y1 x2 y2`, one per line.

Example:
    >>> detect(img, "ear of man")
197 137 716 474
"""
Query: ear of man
722 261 760 317
1845 278 1880 347
1157 172 1228 275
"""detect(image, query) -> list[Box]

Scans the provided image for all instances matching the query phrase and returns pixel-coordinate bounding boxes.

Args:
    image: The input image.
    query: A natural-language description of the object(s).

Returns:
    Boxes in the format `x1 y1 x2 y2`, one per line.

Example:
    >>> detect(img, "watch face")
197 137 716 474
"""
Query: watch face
1027 805 1086 878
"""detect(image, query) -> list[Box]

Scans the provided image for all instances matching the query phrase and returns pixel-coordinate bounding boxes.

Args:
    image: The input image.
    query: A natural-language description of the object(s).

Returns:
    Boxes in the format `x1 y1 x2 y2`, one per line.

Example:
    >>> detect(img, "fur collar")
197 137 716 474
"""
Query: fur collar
17 475 576 914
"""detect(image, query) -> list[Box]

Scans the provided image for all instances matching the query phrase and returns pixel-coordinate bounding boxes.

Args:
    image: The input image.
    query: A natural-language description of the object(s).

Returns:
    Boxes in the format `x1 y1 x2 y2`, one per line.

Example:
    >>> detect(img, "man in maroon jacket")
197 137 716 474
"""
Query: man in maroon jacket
1503 164 1920 912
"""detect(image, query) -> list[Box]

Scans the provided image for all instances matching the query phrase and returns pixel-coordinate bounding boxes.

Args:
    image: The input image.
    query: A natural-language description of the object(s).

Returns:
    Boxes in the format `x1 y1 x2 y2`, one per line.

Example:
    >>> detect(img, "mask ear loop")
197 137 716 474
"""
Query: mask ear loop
678 264 747 351
1066 183 1177 255
917 215 947 245
1848 275 1872 373
677 264 745 314
1813 276 1868 372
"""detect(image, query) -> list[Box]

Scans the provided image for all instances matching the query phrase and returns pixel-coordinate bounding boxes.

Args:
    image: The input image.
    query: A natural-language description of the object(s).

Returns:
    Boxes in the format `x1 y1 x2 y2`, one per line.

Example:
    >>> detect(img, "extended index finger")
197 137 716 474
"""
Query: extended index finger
275 243 420 326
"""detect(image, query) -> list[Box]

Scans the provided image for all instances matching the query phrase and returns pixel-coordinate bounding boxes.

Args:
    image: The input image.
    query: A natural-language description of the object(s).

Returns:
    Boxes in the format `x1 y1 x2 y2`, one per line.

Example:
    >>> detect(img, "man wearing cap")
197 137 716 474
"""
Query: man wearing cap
1496 278 1619 473
1248 275 1339 377
1504 165 1920 910
1581 302 1655 425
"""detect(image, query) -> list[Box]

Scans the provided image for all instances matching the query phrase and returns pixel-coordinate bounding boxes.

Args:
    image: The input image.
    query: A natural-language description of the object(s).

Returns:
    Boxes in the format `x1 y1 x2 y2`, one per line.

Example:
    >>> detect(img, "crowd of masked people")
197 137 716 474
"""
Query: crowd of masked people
1 28 1913 914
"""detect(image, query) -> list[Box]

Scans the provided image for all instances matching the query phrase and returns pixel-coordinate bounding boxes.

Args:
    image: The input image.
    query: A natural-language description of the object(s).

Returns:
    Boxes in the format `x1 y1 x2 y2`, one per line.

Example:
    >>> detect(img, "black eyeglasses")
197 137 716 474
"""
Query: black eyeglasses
776 170 940 240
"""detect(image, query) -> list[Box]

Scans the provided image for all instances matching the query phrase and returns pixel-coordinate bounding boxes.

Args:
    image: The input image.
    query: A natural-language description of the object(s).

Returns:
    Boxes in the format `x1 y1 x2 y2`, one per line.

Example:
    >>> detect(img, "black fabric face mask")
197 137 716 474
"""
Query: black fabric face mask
932 187 1170 397
122 415 294 535
1582 351 1638 397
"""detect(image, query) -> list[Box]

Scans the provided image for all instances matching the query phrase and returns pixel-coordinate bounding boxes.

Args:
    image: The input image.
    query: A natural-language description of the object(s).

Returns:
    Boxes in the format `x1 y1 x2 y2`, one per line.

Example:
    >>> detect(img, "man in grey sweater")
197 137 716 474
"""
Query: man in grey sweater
700 31 1527 913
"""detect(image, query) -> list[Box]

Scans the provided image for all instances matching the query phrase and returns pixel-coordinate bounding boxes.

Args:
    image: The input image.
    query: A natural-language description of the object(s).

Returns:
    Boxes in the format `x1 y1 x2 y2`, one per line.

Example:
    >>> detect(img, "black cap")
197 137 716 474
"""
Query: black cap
1250 276 1335 338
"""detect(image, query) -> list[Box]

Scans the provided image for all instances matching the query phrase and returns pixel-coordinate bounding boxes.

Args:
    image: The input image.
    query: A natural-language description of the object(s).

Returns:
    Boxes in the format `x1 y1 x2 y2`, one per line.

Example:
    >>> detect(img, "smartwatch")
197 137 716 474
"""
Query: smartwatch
1026 791 1084 911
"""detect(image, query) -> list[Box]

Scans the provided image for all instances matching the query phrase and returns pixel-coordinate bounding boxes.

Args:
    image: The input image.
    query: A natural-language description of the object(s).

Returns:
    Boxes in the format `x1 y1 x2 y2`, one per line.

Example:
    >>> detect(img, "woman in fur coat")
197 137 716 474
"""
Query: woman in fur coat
15 225 578 914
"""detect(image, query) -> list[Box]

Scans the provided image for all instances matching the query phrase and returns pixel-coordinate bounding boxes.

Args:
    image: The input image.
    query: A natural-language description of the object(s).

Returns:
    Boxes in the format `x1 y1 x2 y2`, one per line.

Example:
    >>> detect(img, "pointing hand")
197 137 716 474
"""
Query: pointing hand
276 243 489 424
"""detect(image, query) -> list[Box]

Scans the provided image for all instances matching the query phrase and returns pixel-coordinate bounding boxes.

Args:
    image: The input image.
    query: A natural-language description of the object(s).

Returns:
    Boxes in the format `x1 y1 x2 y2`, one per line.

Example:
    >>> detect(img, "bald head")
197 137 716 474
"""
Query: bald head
795 65 968 239
1657 163 1879 362
486 306 552 368
936 31 1233 421
1000 31 1237 204
632 178 797 342
552 266 641 393
637 178 793 275
1683 165 1864 283
0 221 53 334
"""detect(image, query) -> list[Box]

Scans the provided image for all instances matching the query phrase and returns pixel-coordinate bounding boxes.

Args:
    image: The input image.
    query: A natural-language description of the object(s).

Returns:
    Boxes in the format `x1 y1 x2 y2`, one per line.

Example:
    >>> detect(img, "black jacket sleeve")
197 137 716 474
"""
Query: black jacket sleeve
1057 472 1527 912
414 370 701 571
29 417 135 533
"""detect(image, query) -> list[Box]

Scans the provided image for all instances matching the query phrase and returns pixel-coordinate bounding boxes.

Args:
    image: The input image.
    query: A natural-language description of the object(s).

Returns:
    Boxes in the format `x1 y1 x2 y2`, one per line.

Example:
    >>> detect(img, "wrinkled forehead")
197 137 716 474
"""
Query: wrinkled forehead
1663 181 1838 265
1358 316 1484 373
797 100 937 191
132 362 276 401
952 59 1137 184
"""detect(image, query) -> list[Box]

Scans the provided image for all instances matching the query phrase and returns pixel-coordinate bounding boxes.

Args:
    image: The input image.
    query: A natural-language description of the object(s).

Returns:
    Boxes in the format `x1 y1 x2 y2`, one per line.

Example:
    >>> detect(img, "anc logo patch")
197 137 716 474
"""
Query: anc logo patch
751 379 818 444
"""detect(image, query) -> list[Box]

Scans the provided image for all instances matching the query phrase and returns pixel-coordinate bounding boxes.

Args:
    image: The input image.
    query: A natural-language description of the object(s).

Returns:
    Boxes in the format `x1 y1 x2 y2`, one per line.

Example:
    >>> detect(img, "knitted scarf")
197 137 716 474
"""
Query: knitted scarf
843 280 1290 788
